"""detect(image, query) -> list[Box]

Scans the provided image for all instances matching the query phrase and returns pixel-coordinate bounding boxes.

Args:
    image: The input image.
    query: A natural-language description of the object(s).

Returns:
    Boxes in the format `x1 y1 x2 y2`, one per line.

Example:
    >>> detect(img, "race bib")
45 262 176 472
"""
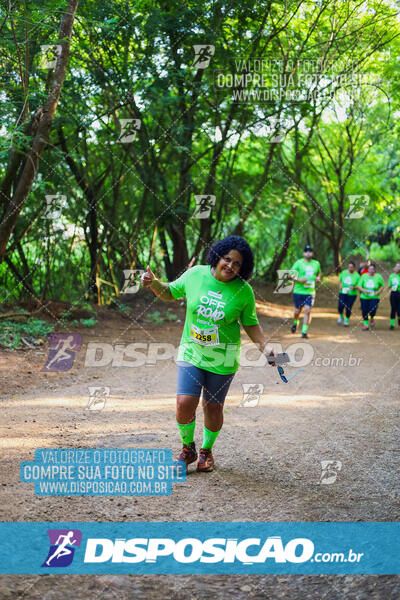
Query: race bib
342 277 352 294
365 280 374 295
304 280 315 289
190 323 219 346
392 278 399 291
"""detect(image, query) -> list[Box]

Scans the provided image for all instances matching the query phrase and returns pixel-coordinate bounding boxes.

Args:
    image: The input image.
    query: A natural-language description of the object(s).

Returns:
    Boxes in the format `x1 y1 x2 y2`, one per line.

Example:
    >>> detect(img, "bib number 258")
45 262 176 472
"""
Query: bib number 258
190 324 219 346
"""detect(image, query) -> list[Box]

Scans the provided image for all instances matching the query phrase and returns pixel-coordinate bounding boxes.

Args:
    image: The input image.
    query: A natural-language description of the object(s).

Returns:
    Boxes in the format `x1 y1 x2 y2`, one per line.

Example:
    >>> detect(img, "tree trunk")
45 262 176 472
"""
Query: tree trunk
3 255 37 299
265 206 297 280
332 238 342 274
158 227 173 281
0 0 79 261
87 189 98 300
15 240 34 297
167 222 189 279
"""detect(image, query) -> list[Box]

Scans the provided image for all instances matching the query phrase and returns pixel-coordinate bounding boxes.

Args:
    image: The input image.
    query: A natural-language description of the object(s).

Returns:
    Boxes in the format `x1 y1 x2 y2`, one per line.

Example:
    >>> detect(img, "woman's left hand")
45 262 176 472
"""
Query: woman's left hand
261 343 276 367
242 324 277 367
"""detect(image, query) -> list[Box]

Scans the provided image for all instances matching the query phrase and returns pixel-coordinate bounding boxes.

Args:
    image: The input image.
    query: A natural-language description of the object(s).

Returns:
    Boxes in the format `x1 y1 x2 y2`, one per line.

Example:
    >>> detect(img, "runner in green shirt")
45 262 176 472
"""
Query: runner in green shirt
388 262 400 330
289 245 321 339
141 235 275 473
337 261 360 326
357 263 385 330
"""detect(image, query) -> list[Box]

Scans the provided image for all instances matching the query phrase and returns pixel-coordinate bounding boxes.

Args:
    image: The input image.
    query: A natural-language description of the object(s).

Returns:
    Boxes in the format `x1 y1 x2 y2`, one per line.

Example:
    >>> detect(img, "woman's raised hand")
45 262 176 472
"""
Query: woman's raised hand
141 265 156 287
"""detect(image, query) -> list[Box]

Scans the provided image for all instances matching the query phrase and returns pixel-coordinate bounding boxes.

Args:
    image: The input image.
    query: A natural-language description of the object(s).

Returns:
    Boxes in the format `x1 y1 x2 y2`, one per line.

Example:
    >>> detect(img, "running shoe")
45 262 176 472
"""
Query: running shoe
344 321 349 327
337 317 343 325
301 332 308 339
177 443 197 469
197 448 214 472
362 325 369 331
291 324 297 333
390 325 395 330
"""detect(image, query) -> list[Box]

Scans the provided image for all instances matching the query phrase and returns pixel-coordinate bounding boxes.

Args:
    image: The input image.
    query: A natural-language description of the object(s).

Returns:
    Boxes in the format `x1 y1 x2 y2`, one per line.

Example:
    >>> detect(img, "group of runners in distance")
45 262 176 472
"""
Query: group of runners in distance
289 245 400 336
140 235 400 473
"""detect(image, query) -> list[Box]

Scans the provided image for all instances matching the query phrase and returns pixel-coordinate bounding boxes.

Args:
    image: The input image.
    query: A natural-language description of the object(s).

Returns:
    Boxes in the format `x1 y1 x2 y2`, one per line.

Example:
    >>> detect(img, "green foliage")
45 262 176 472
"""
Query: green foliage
0 319 54 349
72 317 98 327
369 241 400 264
60 310 72 319
72 302 96 314
1 0 400 301
144 309 178 324
113 301 132 315
165 309 178 321
145 311 164 324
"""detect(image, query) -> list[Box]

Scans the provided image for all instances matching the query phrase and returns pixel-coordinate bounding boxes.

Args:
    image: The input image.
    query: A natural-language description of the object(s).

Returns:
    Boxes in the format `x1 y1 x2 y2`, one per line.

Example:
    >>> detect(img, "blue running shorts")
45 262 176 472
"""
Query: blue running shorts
176 361 235 404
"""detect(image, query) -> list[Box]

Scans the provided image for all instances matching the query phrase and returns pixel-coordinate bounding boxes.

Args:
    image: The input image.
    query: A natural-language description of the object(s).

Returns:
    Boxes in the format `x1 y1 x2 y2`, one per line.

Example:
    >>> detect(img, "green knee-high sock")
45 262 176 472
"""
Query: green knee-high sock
202 425 221 450
293 319 299 326
177 420 195 445
344 317 349 324
390 318 395 327
363 319 369 327
302 323 309 334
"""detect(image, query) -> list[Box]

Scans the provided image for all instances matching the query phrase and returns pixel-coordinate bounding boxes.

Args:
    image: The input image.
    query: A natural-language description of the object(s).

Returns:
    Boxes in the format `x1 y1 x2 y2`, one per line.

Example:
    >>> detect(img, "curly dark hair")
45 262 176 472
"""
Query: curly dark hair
206 236 254 281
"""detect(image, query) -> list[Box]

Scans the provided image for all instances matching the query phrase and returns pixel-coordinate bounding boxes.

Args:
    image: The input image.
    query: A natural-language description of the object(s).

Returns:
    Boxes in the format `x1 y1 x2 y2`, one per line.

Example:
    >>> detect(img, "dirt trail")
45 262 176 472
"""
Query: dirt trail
0 284 399 598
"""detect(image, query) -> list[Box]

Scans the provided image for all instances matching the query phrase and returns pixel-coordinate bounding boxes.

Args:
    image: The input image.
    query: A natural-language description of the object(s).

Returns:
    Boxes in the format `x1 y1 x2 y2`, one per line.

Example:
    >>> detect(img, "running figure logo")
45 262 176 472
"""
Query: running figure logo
86 386 110 410
117 119 141 143
345 195 369 219
40 44 62 69
42 529 82 567
240 383 264 407
192 195 216 219
192 45 215 69
121 269 144 294
265 118 286 143
318 460 342 485
274 270 297 294
43 194 67 220
42 333 82 372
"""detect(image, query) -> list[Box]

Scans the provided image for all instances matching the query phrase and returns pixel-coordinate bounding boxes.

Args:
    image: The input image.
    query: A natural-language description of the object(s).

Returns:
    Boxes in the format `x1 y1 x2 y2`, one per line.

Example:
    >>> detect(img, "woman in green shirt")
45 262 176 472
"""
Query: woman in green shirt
141 236 274 473
357 263 385 330
388 262 400 330
337 261 360 326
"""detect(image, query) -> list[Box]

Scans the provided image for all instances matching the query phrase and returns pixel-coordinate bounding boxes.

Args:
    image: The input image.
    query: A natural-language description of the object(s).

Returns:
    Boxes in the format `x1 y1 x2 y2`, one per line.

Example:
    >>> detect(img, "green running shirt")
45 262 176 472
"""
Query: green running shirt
169 265 259 374
339 270 360 296
359 273 385 299
388 273 400 292
290 258 321 295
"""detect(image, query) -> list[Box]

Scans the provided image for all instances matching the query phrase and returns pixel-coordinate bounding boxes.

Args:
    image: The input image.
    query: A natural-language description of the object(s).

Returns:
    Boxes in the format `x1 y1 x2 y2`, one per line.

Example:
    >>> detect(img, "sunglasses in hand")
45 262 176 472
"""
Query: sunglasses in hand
277 365 288 383
266 352 302 383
